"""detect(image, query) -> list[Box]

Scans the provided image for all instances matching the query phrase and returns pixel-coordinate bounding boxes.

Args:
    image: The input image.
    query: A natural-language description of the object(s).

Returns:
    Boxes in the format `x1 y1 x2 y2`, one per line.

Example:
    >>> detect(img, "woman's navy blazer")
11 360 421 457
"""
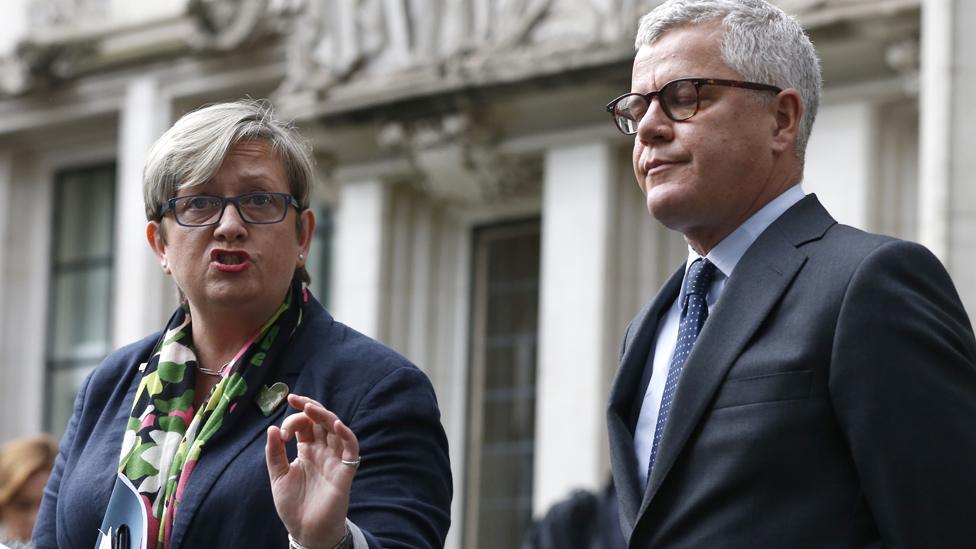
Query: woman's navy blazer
33 297 452 548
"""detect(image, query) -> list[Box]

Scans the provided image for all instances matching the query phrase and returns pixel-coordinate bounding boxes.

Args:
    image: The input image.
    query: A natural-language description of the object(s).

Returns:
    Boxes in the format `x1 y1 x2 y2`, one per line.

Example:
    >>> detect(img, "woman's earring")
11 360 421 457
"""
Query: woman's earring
298 253 304 262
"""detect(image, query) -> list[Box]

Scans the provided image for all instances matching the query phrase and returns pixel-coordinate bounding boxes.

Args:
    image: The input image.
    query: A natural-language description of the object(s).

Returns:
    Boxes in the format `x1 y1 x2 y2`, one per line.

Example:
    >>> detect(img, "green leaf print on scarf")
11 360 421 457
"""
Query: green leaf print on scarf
153 390 194 413
124 449 159 479
158 416 189 434
138 371 164 399
157 361 189 384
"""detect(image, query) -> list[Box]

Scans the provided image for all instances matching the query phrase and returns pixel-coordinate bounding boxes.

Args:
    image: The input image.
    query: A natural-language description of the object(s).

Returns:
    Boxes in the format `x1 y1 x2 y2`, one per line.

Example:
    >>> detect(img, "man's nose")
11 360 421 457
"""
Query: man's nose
636 97 674 142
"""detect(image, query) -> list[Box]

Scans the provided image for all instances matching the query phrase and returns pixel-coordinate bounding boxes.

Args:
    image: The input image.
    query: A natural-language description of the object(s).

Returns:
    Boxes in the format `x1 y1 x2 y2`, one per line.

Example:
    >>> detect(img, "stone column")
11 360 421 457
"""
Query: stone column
0 151 10 354
0 151 21 439
0 152 49 439
113 77 171 347
919 0 976 319
534 140 615 514
330 179 388 339
804 101 874 230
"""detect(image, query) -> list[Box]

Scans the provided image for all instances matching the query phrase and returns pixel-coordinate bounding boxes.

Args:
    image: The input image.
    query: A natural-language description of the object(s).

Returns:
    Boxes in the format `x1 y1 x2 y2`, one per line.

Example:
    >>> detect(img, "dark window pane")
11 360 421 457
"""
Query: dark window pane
55 167 114 262
46 164 116 436
308 206 333 307
466 220 540 549
49 267 113 361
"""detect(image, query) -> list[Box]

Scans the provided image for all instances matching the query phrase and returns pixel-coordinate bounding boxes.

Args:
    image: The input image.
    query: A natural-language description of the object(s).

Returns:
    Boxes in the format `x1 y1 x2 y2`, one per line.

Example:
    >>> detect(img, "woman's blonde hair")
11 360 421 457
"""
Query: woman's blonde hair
0 435 58 513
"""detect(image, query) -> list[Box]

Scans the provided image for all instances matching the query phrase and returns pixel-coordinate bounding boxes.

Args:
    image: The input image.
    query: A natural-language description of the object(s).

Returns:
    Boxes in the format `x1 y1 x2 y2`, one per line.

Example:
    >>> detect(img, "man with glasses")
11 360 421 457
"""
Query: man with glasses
605 1 976 547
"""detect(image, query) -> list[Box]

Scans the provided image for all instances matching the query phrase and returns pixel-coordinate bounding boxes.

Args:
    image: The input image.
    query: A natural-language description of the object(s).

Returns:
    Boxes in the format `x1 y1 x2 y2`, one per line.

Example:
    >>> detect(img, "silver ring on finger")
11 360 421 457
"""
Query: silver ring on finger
340 456 361 470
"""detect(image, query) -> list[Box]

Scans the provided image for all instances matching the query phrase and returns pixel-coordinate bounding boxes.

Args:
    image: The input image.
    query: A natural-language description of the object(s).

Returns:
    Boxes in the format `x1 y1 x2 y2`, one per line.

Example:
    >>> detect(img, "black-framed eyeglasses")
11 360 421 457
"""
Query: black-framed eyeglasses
605 77 782 135
160 192 300 227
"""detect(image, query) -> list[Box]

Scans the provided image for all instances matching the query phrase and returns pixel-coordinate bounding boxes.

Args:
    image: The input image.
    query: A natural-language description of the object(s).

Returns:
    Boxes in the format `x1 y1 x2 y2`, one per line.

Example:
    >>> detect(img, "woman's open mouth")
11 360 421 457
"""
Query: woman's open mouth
211 249 251 272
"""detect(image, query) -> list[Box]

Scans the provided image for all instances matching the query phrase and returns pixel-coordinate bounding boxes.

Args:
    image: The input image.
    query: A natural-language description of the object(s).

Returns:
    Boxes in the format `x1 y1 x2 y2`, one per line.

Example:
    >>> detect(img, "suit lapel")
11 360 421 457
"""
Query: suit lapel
608 266 683 534
637 195 834 517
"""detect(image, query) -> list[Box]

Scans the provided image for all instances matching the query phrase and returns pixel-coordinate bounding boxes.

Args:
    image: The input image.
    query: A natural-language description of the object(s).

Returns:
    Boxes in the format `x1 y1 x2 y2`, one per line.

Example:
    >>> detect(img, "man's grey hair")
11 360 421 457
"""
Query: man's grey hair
635 0 822 158
143 98 315 284
143 99 314 222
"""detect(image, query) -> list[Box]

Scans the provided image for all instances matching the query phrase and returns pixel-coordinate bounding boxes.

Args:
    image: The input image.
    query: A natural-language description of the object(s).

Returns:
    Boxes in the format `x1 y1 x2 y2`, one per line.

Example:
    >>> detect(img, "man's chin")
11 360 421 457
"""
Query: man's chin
645 188 688 227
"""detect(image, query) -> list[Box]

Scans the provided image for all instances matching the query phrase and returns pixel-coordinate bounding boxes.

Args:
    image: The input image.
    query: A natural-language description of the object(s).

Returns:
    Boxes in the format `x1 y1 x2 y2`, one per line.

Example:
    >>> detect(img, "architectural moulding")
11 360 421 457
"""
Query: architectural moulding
885 35 920 97
785 0 920 28
275 0 657 115
377 111 541 206
311 151 340 206
1 0 286 97
281 0 554 91
187 0 276 52
3 0 922 106
28 0 106 27
274 0 921 119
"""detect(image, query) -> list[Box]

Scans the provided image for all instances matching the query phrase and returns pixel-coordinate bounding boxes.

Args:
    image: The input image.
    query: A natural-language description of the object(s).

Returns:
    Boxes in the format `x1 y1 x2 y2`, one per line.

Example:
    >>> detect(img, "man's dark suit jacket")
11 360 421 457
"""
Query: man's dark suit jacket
33 297 452 548
607 195 976 548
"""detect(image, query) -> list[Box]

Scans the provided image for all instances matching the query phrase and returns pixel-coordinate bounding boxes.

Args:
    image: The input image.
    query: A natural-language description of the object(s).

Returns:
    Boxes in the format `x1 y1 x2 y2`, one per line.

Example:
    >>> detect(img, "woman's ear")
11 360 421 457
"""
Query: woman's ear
297 208 316 264
146 221 170 274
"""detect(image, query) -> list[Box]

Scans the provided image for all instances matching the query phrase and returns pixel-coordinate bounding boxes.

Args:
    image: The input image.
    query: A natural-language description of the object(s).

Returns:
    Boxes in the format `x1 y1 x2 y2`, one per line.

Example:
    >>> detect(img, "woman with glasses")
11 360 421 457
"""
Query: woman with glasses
33 100 452 549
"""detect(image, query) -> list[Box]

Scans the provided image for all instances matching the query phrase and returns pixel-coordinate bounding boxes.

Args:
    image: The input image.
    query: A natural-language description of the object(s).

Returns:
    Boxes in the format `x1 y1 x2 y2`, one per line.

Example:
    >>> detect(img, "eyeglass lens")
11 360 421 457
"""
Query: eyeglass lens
612 80 700 133
173 193 290 226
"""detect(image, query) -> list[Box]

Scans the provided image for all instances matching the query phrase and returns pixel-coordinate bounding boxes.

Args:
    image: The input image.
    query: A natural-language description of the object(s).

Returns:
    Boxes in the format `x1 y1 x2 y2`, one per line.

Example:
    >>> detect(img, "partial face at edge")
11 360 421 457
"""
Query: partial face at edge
1 470 48 541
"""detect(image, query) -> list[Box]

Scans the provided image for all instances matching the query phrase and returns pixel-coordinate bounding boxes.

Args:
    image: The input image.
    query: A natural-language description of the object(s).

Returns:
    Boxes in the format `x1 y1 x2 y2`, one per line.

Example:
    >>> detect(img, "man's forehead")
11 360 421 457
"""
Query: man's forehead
642 21 724 57
631 23 731 87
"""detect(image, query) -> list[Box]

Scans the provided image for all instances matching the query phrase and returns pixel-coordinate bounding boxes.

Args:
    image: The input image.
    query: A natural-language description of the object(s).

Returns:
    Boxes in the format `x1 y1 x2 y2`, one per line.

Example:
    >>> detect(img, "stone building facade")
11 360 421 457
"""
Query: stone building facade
0 1 972 547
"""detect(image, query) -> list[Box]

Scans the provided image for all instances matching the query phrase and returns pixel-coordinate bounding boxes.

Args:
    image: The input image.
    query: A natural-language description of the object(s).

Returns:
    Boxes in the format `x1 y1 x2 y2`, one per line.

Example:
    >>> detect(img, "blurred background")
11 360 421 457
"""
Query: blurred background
0 1 972 547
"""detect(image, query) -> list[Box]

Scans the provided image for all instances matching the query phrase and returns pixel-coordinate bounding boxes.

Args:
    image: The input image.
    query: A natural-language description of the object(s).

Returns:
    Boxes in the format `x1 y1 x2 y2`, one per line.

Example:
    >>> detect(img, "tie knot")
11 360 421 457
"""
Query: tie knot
684 258 717 298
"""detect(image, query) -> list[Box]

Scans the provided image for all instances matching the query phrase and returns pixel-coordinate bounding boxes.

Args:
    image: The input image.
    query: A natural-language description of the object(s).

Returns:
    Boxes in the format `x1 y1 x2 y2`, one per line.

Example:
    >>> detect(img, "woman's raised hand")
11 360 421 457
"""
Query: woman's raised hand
265 394 360 549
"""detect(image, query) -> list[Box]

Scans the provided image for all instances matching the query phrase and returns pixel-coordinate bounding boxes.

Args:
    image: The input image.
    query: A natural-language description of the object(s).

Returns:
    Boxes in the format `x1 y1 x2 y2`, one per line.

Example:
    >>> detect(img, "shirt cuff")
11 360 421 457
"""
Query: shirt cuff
347 519 368 549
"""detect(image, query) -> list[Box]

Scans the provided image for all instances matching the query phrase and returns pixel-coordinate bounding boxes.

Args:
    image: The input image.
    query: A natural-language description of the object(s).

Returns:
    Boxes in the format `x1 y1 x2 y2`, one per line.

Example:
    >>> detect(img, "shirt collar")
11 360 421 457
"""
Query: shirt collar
685 183 806 279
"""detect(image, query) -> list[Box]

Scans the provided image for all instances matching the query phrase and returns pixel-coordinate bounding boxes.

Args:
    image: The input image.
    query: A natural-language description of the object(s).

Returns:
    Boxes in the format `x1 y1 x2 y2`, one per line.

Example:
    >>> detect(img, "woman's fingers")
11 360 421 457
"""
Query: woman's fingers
279 395 355 457
334 419 360 462
265 425 290 480
287 393 323 410
280 412 317 442
302 400 340 426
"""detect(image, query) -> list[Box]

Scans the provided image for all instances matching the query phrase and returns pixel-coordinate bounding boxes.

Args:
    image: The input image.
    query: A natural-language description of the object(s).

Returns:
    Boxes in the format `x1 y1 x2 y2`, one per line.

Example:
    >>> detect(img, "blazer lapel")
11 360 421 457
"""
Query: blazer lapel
168 356 304 548
638 195 834 517
608 266 684 534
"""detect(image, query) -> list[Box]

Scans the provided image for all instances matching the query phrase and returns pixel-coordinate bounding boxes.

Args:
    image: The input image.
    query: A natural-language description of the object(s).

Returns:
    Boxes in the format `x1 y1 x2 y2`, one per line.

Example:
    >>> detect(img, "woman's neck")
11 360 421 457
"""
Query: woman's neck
186 307 263 371
183 285 292 370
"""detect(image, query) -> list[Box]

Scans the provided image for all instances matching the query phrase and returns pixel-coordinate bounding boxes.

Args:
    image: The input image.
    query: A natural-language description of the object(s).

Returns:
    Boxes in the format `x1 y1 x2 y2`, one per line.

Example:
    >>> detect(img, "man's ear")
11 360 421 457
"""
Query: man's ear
147 221 169 273
770 88 803 153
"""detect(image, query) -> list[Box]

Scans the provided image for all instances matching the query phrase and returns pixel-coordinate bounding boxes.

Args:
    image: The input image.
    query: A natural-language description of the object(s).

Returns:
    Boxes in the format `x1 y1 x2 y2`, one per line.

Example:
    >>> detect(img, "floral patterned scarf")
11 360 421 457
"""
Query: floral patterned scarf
114 281 307 548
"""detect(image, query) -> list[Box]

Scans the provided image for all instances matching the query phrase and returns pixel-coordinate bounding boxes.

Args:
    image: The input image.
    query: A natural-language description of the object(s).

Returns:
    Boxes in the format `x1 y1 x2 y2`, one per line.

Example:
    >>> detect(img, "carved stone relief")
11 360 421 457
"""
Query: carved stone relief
4 0 279 95
776 0 826 16
188 0 270 51
280 0 611 96
377 111 541 205
586 0 646 43
885 35 919 97
28 0 107 29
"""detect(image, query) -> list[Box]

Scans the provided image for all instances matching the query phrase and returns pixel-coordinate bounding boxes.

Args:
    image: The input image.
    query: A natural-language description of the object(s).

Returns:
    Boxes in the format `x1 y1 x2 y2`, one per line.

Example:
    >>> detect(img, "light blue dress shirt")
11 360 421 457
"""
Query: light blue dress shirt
634 184 806 488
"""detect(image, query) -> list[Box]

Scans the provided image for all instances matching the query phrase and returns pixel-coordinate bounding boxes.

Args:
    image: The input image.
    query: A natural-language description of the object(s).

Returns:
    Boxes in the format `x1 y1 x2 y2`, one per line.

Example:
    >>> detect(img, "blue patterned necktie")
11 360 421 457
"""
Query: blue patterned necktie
647 258 718 478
